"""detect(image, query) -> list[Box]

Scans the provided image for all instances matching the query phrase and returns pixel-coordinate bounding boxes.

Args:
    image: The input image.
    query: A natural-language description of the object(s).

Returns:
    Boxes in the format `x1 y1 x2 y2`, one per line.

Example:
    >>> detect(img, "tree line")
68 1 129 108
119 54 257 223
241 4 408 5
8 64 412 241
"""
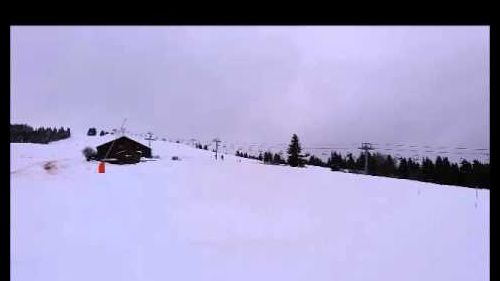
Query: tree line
236 134 305 166
235 134 490 189
11 124 71 144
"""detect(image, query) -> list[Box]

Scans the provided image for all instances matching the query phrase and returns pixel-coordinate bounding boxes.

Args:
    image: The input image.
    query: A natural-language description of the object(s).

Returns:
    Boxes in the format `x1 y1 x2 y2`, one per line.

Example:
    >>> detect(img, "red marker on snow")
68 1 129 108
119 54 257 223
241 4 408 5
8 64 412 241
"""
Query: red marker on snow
98 162 105 173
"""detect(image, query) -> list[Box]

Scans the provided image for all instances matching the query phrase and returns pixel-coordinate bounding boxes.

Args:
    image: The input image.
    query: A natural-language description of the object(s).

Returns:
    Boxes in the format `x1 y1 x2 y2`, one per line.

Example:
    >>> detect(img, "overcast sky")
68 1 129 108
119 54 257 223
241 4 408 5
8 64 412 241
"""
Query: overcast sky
10 26 489 149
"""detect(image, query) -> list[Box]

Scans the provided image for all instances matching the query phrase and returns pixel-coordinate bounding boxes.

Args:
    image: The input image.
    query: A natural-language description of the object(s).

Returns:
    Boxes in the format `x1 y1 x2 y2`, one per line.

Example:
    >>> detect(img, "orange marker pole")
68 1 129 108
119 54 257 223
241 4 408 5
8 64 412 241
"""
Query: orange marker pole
98 161 105 173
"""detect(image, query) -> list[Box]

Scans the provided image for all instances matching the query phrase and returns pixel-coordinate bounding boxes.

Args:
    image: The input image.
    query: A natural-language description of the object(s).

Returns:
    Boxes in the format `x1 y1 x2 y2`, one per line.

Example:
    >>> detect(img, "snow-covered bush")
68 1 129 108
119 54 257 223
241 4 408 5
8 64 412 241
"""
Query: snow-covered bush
82 147 97 161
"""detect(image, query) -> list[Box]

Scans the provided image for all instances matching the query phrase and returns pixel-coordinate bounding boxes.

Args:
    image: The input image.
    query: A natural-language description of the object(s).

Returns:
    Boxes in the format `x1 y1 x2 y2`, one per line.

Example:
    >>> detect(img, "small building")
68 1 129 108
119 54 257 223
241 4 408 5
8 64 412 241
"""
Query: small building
96 136 152 164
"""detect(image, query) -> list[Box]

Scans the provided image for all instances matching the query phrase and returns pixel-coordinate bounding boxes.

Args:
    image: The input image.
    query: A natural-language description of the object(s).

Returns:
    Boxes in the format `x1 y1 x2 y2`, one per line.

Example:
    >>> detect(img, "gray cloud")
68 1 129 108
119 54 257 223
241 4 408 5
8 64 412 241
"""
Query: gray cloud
11 26 489 151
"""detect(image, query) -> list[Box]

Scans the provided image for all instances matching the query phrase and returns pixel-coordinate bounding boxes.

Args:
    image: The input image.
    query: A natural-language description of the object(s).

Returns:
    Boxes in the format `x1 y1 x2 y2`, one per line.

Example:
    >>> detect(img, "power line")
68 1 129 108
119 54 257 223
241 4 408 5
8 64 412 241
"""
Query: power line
242 142 488 154
374 147 489 156
372 142 489 152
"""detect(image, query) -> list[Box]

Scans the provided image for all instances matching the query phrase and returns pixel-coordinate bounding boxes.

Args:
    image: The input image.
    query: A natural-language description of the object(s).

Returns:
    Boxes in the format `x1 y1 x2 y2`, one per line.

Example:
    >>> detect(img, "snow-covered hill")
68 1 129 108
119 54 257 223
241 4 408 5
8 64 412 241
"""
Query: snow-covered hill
10 134 489 281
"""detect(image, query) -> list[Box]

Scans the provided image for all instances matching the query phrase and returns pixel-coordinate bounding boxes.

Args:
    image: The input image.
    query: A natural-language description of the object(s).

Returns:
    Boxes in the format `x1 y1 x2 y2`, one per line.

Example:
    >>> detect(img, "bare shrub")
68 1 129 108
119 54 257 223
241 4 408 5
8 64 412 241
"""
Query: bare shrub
82 147 97 161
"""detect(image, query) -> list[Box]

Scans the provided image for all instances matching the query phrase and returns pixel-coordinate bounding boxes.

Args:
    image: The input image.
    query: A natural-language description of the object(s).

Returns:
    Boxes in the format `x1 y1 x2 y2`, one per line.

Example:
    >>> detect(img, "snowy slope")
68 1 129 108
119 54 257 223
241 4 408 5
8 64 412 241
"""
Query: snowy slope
11 134 489 281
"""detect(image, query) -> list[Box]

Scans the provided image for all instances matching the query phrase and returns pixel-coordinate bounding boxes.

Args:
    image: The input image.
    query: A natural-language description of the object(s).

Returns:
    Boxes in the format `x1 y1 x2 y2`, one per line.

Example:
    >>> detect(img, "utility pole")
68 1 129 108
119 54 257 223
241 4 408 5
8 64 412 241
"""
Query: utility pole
358 142 374 175
146 132 154 148
120 118 127 136
213 138 221 160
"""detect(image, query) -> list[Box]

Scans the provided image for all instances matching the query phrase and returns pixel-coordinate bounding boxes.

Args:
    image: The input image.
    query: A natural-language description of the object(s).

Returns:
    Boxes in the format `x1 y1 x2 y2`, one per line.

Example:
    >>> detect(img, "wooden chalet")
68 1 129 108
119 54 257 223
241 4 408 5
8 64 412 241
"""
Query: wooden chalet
96 136 152 164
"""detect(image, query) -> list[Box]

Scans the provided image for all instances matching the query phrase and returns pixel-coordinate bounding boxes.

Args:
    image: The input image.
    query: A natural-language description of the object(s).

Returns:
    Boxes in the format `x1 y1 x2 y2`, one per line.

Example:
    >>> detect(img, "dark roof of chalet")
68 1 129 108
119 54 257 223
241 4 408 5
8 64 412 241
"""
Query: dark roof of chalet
96 136 150 150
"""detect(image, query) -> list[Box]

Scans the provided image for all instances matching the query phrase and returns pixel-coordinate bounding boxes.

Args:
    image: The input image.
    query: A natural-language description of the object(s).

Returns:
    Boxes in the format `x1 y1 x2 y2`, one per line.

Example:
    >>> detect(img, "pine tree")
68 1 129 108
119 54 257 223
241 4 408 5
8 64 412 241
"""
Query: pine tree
263 151 272 163
309 155 315 166
367 152 379 175
345 153 355 170
481 163 490 189
434 156 444 184
287 134 305 167
340 154 347 170
367 153 390 176
385 155 396 177
40 127 50 144
398 157 409 178
308 155 324 167
441 157 453 185
355 152 365 171
450 163 461 186
460 160 473 187
328 152 342 171
273 153 282 165
421 157 435 183
407 158 421 180
56 127 63 140
471 160 488 188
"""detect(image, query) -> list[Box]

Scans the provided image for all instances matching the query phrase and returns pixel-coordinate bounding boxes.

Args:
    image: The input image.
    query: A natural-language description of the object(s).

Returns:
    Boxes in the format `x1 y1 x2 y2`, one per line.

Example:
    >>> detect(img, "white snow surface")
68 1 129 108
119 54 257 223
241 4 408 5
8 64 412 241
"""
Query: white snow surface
11 134 489 281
